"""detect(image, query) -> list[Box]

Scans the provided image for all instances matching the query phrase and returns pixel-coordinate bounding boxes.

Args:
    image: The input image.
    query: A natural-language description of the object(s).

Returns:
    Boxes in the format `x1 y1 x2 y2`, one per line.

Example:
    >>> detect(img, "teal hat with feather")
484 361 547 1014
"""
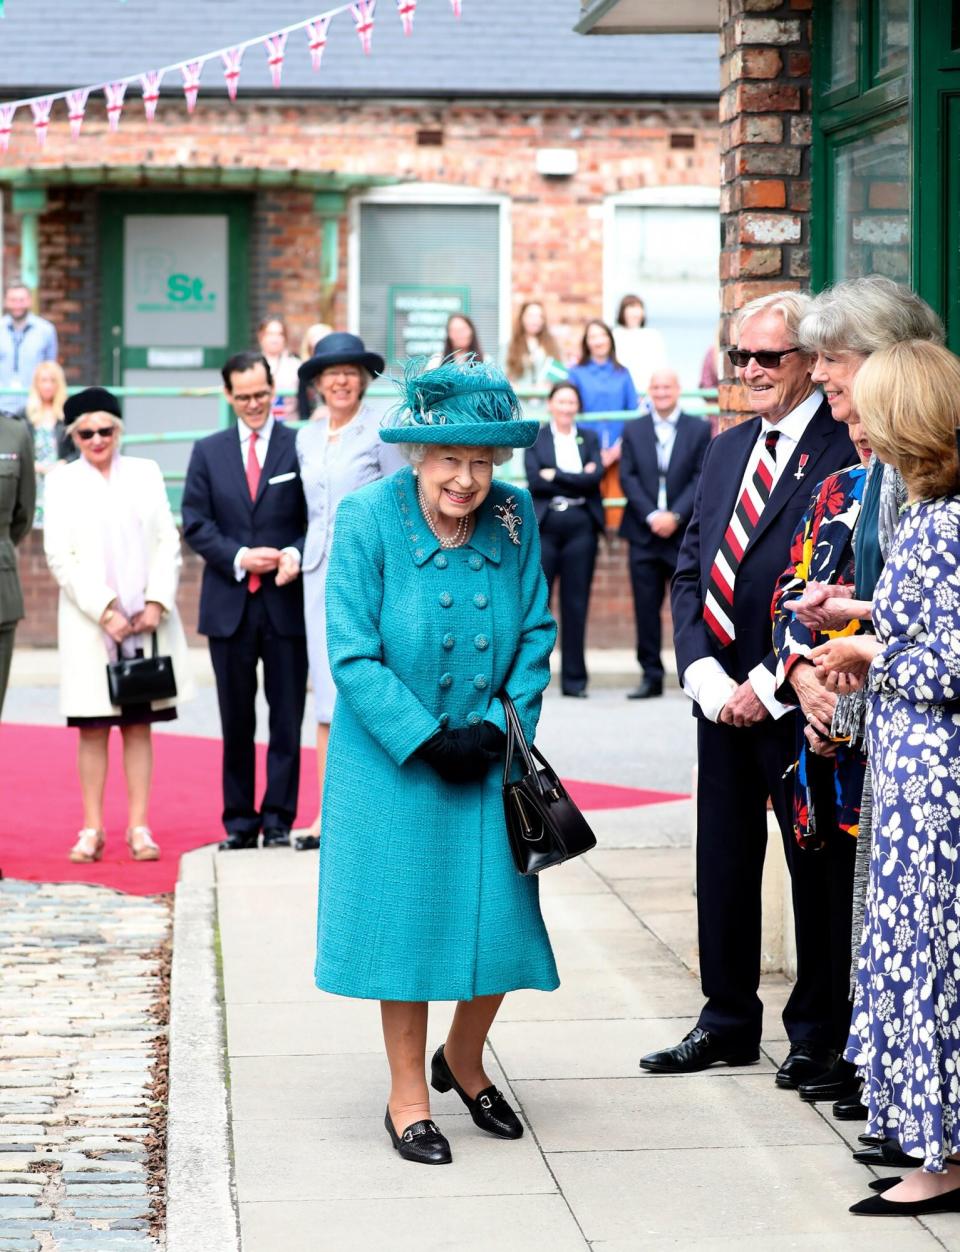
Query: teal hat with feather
380 355 539 448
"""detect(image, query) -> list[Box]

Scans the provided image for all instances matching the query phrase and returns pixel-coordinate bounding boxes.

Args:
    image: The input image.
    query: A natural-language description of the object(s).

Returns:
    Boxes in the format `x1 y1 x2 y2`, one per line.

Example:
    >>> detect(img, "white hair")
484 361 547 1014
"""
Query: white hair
735 289 816 346
398 442 512 466
797 275 944 356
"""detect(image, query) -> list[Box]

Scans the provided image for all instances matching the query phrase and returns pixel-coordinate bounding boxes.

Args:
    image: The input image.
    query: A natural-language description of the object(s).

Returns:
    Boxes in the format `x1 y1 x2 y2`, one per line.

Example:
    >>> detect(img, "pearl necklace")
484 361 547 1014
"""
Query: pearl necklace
417 480 470 549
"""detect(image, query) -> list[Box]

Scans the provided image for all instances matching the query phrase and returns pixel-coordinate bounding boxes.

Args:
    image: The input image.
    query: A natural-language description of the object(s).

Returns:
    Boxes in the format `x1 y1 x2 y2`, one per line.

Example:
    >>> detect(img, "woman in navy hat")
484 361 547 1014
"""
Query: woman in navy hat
293 334 405 848
315 356 559 1165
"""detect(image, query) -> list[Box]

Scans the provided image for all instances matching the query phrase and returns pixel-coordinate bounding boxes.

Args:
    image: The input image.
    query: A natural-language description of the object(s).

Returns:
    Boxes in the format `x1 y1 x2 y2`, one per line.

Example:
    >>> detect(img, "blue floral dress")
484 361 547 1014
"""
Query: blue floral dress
845 497 960 1172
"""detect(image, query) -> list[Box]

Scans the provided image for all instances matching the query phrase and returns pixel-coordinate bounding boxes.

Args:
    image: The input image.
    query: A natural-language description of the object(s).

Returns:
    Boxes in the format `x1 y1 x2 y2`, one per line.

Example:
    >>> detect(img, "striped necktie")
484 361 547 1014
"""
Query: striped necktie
703 430 780 648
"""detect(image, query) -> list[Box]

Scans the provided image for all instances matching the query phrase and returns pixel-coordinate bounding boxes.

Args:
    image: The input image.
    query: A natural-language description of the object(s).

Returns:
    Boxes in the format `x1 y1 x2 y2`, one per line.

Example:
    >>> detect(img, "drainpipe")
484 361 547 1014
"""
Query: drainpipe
314 192 346 323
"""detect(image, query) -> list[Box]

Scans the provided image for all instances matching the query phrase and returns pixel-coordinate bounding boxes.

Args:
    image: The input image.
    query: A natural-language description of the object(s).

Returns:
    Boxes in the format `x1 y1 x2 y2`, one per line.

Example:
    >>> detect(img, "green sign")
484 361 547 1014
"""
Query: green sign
388 284 470 363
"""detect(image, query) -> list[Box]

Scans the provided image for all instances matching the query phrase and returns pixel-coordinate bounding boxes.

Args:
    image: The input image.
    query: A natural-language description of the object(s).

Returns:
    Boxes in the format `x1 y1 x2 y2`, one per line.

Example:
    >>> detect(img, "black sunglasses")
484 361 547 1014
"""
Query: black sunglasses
75 426 116 441
727 347 801 369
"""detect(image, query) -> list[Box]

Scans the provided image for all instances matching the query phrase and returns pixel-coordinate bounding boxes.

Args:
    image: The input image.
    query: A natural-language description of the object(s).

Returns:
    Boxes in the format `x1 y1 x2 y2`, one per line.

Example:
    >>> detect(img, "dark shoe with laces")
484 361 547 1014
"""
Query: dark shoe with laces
775 1042 836 1090
261 829 291 848
218 831 258 851
384 1107 452 1164
798 1056 859 1102
430 1045 523 1139
640 1027 759 1074
832 1086 867 1121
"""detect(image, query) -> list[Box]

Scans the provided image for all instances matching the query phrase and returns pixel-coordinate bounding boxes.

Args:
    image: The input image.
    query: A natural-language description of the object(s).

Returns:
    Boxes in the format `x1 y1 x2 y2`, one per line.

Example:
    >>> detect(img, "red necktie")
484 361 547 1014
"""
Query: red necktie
246 432 261 594
703 430 780 647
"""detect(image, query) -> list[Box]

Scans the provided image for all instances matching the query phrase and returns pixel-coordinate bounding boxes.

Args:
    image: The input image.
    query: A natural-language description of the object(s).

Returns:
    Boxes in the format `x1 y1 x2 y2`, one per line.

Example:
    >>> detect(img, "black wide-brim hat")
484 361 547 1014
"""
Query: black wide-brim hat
63 386 122 428
298 332 385 384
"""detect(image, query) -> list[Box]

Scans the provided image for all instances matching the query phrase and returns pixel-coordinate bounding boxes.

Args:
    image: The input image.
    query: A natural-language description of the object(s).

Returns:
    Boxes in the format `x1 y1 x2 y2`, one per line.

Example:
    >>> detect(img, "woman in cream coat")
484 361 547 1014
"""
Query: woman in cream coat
44 387 193 864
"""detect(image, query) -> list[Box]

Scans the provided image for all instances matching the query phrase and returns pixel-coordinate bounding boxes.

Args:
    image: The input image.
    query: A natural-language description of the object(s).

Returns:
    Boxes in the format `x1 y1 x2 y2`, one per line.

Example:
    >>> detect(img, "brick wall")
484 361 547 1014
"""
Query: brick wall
718 0 812 426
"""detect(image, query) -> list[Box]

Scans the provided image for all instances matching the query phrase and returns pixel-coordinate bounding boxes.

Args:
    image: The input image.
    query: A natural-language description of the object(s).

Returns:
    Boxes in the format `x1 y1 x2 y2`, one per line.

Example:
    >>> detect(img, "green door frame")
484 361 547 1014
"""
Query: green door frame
98 192 251 384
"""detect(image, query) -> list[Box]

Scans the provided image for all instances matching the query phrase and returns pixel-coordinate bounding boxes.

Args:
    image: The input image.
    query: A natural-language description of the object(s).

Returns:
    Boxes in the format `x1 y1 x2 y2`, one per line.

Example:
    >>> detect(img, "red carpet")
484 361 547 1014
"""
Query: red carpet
0 723 686 895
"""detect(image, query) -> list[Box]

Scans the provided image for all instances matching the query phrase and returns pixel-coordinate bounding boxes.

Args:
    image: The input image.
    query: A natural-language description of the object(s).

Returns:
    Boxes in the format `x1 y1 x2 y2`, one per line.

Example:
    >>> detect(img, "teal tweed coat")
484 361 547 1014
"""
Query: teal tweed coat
315 466 560 1002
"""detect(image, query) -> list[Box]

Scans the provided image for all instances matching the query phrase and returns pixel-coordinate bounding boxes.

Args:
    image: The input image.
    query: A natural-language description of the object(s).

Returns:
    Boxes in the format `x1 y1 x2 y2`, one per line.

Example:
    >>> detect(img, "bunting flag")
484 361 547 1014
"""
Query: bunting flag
351 0 376 54
263 33 288 88
105 81 127 131
66 88 90 140
450 0 461 14
181 60 204 113
221 47 244 100
30 97 54 147
397 0 416 35
139 70 163 121
306 16 332 70
0 104 15 153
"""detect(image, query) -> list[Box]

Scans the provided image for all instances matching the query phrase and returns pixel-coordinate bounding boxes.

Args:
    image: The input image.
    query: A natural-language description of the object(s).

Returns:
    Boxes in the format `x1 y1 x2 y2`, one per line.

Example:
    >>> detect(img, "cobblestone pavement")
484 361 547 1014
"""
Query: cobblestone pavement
0 881 170 1252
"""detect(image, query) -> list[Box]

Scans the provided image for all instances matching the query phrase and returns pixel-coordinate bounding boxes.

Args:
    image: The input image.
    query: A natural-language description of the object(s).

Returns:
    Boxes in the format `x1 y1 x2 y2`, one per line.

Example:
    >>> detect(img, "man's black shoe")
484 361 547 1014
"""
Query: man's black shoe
774 1042 836 1090
218 831 258 851
262 829 291 848
640 1027 759 1074
832 1088 867 1121
798 1056 860 1102
627 677 663 700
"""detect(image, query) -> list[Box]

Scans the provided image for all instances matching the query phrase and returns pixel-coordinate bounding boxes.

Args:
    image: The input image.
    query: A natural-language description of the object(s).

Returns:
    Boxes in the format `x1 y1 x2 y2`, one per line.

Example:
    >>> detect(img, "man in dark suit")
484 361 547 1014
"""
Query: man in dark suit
619 369 711 699
182 351 308 850
640 292 856 1084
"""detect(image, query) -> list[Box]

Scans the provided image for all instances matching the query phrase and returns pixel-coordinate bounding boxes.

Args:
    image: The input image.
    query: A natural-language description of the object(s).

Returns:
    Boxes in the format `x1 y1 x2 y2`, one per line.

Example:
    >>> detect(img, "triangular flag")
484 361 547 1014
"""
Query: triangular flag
306 16 332 71
351 0 377 54
450 0 462 14
66 88 90 140
181 60 204 114
105 81 127 132
263 33 287 89
222 47 244 100
30 97 53 148
140 70 163 122
397 0 416 36
0 104 15 153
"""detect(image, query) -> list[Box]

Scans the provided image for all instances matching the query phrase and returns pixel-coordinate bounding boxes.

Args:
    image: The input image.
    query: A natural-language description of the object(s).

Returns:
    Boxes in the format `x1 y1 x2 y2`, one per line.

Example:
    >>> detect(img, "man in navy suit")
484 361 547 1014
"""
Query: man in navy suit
182 351 308 850
640 292 856 1082
619 369 711 699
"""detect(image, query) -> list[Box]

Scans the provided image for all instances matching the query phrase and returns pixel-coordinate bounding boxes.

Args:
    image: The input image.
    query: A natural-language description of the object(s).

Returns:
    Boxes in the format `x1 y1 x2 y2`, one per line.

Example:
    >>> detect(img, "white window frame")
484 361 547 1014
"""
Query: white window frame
347 182 512 348
602 184 720 324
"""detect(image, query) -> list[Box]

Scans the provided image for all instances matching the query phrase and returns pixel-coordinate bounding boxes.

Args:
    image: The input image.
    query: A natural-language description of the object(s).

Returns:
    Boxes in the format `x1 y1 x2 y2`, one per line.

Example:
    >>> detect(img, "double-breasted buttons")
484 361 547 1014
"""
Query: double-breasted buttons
439 592 453 608
473 593 488 609
438 714 450 728
439 673 453 689
473 675 489 691
468 554 484 571
434 554 449 569
474 634 489 651
442 633 455 651
467 712 482 726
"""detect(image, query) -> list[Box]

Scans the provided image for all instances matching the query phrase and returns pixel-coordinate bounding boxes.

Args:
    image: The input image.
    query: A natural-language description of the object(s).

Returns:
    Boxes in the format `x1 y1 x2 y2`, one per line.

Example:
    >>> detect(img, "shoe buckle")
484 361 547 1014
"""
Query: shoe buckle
403 1130 414 1143
480 1094 492 1110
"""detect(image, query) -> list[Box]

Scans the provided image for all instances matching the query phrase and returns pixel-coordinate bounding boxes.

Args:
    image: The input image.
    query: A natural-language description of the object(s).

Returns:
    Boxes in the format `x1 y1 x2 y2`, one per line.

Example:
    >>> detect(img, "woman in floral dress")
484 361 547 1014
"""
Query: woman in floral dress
812 339 960 1217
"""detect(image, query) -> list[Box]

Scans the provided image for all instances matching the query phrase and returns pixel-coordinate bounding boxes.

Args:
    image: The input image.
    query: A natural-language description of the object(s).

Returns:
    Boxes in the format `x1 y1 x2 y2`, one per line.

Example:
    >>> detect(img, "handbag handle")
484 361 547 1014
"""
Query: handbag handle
500 693 542 792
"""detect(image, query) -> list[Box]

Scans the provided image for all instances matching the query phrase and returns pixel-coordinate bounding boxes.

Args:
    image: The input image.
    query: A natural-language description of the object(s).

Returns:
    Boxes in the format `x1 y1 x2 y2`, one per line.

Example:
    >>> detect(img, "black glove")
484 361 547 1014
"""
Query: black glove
415 722 505 784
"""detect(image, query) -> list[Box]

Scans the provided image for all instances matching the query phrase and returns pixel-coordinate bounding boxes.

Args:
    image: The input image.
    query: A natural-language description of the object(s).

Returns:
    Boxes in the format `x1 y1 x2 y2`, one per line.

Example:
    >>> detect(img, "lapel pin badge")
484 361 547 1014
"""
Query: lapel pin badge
793 453 810 481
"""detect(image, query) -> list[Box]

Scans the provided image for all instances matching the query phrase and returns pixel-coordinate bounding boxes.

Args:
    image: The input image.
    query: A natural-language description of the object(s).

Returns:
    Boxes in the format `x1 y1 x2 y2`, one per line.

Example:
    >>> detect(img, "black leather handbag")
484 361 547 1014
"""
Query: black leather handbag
501 693 597 875
106 632 177 707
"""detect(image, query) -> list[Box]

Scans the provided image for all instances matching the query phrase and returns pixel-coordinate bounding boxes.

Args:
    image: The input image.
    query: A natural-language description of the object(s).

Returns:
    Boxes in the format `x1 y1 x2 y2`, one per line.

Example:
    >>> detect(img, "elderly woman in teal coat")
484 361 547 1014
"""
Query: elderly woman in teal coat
316 357 559 1165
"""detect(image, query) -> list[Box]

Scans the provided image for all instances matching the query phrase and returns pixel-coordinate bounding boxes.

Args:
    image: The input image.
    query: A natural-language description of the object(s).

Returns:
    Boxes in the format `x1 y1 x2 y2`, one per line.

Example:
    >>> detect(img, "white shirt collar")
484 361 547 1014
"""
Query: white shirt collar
653 405 681 426
549 420 579 440
761 389 822 442
238 414 275 446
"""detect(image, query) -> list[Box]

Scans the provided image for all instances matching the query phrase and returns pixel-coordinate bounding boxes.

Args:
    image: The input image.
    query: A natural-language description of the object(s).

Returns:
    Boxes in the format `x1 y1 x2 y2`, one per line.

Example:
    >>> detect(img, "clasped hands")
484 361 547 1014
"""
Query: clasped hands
100 600 163 645
783 580 865 633
241 546 301 587
416 722 506 783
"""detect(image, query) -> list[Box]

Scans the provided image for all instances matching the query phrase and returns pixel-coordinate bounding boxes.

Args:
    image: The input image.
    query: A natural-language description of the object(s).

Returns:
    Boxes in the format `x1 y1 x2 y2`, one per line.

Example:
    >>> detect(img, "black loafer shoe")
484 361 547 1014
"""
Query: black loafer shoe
627 678 663 700
293 834 320 851
853 1142 922 1169
562 689 588 699
640 1027 759 1074
774 1043 836 1090
218 832 258 851
850 1187 960 1217
262 829 291 848
798 1056 859 1102
431 1045 523 1139
384 1108 452 1164
832 1087 867 1121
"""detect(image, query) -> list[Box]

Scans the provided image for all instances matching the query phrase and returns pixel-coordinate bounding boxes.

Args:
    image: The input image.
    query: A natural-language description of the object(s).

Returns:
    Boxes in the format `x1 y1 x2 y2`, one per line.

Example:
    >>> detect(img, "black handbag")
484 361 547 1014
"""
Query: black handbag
501 693 597 875
106 631 178 707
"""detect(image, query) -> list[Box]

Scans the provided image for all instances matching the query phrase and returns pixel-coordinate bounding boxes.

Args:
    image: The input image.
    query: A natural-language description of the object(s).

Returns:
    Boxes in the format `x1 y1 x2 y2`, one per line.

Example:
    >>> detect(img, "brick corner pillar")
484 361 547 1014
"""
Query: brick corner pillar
718 0 813 428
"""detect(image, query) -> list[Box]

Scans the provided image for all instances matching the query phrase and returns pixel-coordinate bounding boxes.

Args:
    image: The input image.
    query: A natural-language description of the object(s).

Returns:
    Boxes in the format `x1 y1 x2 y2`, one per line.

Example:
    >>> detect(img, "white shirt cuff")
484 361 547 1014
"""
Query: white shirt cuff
281 546 301 566
233 547 249 582
681 656 737 723
748 662 797 720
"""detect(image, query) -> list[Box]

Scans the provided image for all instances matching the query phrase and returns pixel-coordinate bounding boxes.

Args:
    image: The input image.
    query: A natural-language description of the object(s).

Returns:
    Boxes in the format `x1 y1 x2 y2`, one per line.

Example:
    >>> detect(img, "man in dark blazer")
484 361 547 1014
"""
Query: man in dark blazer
619 369 711 699
640 292 856 1084
182 351 308 850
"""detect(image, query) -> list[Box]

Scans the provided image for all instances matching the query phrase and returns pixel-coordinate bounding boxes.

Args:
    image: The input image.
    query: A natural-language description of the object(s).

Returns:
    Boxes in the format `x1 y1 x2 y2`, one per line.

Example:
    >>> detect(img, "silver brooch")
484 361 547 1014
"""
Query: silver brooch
494 495 522 546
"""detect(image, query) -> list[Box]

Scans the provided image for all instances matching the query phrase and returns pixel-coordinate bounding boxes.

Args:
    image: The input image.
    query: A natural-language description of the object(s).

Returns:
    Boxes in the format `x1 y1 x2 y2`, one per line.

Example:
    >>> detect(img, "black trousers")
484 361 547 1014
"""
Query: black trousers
695 714 851 1049
628 546 675 683
208 592 308 837
539 507 598 695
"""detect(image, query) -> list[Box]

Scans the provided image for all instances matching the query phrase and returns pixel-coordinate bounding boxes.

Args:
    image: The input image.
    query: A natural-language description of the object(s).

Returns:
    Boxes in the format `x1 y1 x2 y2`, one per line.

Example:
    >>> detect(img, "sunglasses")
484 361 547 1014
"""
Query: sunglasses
75 426 116 441
727 347 801 369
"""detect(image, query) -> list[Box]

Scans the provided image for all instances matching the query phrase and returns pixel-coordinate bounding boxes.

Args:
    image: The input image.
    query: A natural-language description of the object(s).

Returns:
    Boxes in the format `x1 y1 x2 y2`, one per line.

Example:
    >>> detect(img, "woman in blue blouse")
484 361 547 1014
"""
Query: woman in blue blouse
567 319 639 458
316 357 558 1166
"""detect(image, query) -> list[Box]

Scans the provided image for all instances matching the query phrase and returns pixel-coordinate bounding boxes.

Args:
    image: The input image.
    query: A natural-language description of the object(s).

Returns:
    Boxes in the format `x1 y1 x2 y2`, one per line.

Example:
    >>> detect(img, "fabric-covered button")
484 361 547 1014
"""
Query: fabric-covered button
473 674 489 691
414 549 424 560
438 713 450 728
439 673 453 689
468 554 483 571
474 634 489 651
473 593 488 609
467 712 481 726
439 592 453 608
442 633 455 651
434 554 449 569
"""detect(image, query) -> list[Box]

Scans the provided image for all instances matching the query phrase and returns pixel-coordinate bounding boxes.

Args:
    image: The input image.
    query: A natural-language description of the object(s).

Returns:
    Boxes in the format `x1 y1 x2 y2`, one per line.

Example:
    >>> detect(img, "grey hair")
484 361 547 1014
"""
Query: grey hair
66 412 124 434
797 275 944 356
397 443 512 466
735 289 815 346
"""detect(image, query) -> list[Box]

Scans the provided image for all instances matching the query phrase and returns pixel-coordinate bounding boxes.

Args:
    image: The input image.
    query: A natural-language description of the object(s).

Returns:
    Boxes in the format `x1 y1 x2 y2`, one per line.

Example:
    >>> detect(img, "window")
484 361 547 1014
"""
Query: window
831 116 910 283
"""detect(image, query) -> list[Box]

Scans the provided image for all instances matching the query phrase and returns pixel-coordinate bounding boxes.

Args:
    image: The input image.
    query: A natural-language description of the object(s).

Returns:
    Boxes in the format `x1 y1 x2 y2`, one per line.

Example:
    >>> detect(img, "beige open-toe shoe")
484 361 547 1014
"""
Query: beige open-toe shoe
126 826 160 861
69 828 105 863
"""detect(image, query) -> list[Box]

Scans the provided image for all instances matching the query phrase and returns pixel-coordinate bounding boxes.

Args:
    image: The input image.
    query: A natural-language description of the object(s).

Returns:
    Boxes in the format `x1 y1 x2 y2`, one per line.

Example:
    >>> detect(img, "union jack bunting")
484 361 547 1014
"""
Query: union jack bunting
181 60 204 114
104 82 127 132
450 0 462 14
0 104 15 153
66 88 90 139
397 0 416 35
306 16 332 71
222 47 244 101
703 430 781 648
263 33 287 89
30 97 53 147
139 71 163 122
351 0 377 54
